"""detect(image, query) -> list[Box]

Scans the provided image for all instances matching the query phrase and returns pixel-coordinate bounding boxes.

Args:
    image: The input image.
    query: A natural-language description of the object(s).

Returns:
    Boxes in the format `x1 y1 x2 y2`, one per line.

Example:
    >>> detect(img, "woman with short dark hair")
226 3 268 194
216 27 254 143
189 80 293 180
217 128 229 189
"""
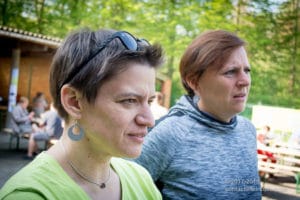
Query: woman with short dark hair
0 28 164 200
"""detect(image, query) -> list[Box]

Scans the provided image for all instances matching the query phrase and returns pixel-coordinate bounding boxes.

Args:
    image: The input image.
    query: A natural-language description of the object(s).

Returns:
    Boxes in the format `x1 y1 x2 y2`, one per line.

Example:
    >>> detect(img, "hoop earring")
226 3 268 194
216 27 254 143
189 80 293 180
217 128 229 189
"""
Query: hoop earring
68 120 84 141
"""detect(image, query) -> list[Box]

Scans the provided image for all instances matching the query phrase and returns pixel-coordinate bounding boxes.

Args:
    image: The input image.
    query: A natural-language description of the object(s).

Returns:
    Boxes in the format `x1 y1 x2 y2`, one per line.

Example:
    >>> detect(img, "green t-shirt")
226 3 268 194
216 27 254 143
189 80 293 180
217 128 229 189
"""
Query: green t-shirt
0 152 161 200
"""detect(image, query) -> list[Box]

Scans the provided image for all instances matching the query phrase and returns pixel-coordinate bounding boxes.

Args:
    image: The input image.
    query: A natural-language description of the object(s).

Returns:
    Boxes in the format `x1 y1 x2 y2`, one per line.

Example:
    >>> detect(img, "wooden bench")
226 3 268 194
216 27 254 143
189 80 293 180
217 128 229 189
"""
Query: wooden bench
2 127 30 150
2 127 56 150
257 144 300 193
2 112 59 150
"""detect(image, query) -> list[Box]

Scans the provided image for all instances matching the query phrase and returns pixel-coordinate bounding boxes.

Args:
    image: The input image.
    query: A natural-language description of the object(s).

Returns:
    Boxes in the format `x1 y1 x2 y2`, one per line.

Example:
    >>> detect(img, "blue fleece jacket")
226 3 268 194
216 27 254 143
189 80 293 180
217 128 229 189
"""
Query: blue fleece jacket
135 95 262 200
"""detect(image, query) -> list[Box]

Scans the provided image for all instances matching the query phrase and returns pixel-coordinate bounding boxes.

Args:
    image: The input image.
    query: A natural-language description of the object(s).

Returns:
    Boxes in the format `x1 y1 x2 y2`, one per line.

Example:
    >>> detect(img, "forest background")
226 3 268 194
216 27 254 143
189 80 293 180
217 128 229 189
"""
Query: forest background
1 0 299 119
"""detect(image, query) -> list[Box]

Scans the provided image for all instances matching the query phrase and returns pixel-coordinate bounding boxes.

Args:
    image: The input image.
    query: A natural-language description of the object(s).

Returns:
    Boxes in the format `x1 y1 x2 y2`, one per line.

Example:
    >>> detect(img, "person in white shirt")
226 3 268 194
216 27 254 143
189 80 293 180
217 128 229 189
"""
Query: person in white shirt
150 92 168 120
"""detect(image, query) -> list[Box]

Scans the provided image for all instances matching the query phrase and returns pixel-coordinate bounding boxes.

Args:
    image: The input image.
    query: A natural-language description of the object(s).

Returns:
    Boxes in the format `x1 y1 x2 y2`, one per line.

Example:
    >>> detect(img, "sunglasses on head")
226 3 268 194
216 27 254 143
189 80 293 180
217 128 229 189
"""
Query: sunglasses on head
61 31 150 87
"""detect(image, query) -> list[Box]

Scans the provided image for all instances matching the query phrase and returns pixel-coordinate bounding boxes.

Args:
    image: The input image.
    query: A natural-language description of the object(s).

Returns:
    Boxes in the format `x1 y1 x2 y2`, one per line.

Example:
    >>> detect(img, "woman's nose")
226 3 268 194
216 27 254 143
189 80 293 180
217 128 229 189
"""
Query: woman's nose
136 106 155 128
237 72 251 87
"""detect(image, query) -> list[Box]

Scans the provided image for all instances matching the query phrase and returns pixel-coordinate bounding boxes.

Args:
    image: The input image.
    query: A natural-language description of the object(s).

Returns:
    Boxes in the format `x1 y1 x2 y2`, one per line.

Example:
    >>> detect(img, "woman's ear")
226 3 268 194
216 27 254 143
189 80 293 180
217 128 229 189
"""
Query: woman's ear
60 85 82 119
186 79 200 97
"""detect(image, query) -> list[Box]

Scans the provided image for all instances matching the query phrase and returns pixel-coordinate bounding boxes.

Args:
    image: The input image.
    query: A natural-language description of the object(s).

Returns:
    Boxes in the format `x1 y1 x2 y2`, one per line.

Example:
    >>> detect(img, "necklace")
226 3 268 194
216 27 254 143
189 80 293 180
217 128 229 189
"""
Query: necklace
59 140 111 189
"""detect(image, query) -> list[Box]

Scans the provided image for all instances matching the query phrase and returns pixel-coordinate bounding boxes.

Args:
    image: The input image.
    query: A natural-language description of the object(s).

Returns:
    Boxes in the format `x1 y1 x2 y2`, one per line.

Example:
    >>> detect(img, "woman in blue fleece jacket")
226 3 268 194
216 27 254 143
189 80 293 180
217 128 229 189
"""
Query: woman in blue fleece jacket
135 30 262 200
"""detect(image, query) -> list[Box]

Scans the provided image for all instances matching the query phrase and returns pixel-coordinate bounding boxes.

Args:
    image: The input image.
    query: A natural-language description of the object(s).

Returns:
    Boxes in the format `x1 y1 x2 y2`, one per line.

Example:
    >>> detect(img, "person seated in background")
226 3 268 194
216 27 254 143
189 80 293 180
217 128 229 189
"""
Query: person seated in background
150 91 168 120
257 125 277 146
257 125 271 146
32 92 48 118
256 125 277 177
8 96 35 135
25 103 63 159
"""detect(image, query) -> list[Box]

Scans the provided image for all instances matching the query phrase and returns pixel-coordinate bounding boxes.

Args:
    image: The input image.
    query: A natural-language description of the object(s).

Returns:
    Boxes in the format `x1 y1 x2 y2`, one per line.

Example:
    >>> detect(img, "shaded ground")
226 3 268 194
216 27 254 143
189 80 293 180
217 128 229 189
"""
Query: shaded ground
0 132 300 199
262 175 300 200
0 133 32 188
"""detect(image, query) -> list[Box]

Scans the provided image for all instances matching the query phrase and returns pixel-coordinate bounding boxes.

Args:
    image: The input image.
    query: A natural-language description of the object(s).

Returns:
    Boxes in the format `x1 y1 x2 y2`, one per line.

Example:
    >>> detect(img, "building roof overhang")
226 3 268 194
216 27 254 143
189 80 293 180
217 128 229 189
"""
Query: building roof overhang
0 25 62 48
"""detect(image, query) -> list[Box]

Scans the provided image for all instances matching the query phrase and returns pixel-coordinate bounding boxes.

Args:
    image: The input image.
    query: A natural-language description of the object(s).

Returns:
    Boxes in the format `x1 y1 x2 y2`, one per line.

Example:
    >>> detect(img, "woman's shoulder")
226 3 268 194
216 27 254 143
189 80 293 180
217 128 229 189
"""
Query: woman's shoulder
0 153 89 200
111 157 149 174
151 110 200 143
0 154 52 199
111 158 162 200
236 115 256 128
111 157 158 184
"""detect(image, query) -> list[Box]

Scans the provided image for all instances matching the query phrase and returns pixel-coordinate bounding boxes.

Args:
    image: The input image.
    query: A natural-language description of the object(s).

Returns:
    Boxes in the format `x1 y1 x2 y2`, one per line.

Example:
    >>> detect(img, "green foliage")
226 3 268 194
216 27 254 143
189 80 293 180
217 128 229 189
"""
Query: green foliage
0 0 299 109
240 104 253 120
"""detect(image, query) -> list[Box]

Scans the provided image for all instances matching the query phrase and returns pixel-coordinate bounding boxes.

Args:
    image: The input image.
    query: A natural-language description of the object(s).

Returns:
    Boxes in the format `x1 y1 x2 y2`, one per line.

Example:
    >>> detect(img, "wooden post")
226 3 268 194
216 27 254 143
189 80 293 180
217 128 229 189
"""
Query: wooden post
5 48 20 127
161 79 172 108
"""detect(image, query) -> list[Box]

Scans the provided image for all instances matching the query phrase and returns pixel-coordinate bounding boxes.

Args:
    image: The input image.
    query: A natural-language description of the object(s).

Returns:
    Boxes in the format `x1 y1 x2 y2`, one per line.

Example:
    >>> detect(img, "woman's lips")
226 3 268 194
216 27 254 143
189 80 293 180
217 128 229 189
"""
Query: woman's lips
233 93 247 102
128 133 146 143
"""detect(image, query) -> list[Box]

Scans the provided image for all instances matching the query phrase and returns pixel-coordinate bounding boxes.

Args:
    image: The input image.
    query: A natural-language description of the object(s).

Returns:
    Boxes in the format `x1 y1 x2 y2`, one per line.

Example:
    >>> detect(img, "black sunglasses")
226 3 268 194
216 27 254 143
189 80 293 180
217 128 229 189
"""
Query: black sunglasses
61 31 150 87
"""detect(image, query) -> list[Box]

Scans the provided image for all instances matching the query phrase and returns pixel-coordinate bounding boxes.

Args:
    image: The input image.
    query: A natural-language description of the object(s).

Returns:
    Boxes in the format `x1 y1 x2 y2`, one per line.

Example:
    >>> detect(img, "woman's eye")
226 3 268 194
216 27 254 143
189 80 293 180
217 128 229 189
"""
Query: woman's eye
245 68 251 74
224 69 236 75
148 99 154 105
122 99 137 104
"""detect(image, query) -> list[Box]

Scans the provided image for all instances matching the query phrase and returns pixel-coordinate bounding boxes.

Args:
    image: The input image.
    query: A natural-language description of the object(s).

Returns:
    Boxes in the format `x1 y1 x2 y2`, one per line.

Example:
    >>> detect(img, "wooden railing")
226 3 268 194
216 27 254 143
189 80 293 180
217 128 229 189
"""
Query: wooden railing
257 143 300 193
258 145 300 176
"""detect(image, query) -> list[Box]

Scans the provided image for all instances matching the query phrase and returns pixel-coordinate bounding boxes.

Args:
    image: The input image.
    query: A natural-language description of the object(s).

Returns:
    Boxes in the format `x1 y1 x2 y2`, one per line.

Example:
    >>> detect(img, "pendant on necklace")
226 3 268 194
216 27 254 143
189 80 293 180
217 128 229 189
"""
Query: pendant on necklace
100 183 106 188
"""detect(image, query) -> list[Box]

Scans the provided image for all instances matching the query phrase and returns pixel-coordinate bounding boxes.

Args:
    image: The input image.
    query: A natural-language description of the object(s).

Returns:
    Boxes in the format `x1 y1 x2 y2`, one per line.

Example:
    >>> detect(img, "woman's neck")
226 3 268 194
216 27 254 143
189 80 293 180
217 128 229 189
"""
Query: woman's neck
61 137 111 178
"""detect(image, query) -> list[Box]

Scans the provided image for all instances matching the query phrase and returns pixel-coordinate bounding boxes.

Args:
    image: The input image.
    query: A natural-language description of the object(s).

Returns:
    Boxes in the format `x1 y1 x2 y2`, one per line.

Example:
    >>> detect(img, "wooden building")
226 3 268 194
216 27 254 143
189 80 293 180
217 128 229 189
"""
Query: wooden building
0 26 171 116
0 26 61 110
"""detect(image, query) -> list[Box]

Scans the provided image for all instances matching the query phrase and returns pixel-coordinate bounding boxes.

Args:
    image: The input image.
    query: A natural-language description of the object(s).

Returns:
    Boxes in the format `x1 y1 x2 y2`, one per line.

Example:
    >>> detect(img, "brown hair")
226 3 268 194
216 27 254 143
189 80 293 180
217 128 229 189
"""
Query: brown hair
50 28 164 120
179 30 246 96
